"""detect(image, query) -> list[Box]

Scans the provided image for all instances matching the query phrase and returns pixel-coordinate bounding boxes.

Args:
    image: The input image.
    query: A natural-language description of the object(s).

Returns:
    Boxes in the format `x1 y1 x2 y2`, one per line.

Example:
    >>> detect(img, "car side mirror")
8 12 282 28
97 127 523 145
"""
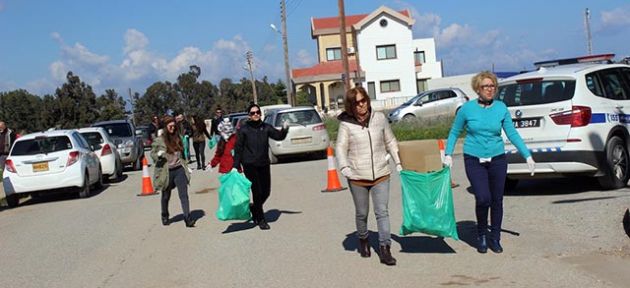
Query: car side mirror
114 139 122 145
414 101 423 106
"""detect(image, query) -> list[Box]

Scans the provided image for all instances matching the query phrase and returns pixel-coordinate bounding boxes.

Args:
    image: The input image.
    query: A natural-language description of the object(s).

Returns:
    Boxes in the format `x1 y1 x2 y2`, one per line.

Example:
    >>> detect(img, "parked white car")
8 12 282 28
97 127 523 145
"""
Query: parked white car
263 106 329 163
79 127 123 181
497 54 630 190
387 88 469 122
2 130 103 208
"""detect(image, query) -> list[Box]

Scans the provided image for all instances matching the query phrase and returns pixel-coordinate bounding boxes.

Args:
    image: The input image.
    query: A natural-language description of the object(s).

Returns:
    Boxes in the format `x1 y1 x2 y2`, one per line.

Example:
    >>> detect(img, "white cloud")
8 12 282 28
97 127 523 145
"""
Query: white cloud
296 49 315 66
599 6 630 33
123 29 149 54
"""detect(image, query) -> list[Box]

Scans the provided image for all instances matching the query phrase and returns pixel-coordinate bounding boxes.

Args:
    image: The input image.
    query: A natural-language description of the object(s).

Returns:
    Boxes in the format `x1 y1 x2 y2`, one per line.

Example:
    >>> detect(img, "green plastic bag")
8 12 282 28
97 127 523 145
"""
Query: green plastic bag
207 135 218 150
182 135 190 159
216 170 251 221
399 167 459 240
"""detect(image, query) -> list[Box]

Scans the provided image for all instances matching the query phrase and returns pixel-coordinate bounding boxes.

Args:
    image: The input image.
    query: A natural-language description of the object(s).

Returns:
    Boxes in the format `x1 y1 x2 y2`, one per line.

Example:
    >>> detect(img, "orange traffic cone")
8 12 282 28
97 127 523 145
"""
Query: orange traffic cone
138 157 158 196
322 146 347 193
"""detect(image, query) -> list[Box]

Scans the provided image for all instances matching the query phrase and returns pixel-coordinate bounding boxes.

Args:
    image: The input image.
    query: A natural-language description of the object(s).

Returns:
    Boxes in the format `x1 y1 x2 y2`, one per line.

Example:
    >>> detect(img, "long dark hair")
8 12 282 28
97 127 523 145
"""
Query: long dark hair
162 116 183 153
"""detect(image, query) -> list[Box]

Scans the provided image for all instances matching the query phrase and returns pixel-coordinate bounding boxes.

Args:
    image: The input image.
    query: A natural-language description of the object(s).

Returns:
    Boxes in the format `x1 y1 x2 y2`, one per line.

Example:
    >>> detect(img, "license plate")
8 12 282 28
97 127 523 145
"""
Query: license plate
513 118 541 128
32 162 49 172
291 137 312 144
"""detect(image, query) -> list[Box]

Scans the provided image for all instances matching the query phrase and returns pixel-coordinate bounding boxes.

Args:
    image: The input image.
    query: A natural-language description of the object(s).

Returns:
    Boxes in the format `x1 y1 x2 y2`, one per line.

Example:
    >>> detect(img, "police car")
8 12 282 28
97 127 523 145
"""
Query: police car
497 54 630 190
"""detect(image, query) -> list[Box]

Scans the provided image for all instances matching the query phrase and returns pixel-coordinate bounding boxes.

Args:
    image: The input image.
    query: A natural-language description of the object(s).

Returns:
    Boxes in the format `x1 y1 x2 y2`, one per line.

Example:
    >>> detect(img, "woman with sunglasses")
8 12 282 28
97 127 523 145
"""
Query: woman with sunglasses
233 103 289 230
444 71 535 253
150 116 195 227
336 87 402 266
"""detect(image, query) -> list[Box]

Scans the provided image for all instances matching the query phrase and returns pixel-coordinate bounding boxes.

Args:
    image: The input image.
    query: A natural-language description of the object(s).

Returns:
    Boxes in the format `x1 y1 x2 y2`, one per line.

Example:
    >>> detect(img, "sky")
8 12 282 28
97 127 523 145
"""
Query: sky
1 0 629 97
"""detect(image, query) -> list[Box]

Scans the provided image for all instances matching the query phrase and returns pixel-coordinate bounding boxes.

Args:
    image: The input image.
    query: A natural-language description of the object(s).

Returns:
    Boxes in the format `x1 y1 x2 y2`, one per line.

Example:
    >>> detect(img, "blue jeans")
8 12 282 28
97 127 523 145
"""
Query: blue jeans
464 154 507 240
348 179 391 246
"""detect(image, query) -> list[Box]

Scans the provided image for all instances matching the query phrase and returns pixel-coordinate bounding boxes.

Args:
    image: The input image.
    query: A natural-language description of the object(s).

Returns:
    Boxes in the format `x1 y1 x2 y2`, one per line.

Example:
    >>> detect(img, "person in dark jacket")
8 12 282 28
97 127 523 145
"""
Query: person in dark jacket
233 103 289 230
191 116 211 170
0 121 17 171
210 107 224 138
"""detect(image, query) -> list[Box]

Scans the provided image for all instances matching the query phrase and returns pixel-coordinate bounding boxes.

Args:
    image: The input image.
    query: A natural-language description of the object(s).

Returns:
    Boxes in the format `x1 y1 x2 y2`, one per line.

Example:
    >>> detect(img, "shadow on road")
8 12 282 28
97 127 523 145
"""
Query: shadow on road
551 195 627 204
221 208 302 234
342 231 456 255
171 209 206 225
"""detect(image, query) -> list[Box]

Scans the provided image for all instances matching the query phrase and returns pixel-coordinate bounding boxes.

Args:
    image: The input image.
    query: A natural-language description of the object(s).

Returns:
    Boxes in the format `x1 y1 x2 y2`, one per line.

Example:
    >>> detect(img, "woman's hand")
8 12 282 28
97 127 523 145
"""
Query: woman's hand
396 164 403 172
443 155 453 168
340 167 354 179
157 150 166 158
526 156 536 176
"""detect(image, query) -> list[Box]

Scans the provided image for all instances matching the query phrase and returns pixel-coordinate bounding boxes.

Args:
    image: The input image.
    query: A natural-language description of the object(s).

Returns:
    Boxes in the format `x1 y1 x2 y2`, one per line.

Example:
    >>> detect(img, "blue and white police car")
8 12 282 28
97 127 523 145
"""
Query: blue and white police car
497 54 630 190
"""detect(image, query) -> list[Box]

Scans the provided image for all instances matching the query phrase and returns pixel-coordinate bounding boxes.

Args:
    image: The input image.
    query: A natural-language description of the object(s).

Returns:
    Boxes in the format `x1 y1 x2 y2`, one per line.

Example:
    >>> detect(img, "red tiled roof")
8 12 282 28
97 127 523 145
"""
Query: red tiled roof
312 10 410 31
293 60 359 78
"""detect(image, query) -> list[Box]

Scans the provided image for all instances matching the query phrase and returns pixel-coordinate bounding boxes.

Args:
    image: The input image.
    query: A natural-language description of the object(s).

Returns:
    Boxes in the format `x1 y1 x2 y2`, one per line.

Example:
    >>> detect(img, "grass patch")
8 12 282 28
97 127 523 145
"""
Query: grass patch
324 114 455 142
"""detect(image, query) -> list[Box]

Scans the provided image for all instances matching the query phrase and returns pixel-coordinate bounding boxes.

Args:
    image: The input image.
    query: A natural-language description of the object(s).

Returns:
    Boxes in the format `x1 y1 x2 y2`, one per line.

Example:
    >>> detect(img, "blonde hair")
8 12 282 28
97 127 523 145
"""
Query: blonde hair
471 71 498 93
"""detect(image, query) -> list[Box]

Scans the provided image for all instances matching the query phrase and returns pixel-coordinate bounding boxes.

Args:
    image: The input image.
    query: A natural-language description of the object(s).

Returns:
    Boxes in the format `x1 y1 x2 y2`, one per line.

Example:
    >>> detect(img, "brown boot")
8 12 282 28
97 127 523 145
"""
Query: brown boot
359 237 371 258
379 245 397 266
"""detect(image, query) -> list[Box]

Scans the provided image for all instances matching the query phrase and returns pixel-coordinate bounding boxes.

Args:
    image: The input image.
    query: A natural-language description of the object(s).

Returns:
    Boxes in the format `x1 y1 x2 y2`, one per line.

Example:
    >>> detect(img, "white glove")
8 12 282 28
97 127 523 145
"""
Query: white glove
282 120 289 129
396 164 403 172
443 155 453 168
526 156 536 176
157 150 165 158
340 167 354 179
231 168 239 173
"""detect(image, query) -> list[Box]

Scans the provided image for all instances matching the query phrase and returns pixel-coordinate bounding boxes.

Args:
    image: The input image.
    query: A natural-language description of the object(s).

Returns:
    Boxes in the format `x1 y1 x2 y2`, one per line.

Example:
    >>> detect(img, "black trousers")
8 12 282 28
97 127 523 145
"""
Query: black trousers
193 141 205 168
161 166 190 219
242 164 271 221
463 154 507 240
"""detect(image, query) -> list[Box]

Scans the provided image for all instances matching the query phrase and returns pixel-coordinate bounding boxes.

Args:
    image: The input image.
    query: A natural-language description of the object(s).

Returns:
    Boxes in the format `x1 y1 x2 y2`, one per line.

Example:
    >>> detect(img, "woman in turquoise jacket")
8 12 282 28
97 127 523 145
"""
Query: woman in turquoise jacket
444 71 535 254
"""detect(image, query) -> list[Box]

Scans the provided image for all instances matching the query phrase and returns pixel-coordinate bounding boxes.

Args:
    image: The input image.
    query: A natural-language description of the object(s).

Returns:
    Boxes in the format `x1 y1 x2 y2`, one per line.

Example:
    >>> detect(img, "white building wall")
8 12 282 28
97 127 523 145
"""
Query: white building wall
412 38 442 79
357 15 416 100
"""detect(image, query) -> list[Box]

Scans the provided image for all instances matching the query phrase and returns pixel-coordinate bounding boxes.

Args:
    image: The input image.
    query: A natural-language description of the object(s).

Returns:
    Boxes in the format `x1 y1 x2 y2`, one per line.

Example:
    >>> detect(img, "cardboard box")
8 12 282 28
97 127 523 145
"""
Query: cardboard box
398 140 443 173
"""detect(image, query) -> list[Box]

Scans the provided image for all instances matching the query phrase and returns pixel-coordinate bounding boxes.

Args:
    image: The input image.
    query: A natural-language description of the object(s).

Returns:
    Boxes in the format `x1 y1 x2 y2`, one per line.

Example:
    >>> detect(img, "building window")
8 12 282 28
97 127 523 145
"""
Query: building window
376 45 396 60
414 51 426 66
379 19 388 27
380 80 400 93
326 47 342 61
416 79 428 93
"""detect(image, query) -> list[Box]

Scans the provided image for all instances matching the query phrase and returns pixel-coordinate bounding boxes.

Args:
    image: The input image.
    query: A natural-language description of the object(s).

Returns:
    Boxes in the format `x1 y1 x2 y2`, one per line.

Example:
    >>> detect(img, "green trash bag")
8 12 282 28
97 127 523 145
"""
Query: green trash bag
182 135 190 159
216 170 251 221
399 167 459 240
207 135 218 150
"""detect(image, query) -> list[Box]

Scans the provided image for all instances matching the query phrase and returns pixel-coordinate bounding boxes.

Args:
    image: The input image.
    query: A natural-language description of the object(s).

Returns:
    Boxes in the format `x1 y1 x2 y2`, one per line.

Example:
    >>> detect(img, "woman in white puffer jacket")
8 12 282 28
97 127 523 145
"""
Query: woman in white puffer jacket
335 86 402 266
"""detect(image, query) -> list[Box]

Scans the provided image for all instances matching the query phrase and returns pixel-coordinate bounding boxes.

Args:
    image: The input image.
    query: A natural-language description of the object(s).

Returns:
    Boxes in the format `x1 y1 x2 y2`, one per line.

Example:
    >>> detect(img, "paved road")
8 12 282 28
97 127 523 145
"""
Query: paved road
1 150 629 287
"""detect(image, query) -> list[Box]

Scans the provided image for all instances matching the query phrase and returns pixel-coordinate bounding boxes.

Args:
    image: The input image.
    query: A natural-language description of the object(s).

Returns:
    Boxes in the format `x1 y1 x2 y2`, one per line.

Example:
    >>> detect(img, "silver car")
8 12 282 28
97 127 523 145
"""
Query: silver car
92 120 144 170
388 88 469 122
263 106 329 164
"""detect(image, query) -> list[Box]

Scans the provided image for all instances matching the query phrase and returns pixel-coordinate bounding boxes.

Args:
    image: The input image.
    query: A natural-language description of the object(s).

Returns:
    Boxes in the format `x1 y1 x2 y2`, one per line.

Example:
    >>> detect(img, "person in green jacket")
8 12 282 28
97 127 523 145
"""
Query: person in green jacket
151 116 195 227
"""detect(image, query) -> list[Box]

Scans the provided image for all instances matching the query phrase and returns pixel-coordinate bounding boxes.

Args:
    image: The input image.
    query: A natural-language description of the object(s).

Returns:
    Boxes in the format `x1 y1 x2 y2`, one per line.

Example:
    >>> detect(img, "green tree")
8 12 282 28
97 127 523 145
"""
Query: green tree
96 89 127 121
53 72 98 128
0 89 43 133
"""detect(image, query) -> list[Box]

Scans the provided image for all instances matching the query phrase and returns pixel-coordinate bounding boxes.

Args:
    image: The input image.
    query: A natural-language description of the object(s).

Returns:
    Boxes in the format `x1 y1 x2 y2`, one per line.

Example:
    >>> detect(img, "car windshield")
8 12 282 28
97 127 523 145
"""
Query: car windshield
11 136 73 156
80 132 104 150
497 80 576 106
96 123 132 137
275 110 322 127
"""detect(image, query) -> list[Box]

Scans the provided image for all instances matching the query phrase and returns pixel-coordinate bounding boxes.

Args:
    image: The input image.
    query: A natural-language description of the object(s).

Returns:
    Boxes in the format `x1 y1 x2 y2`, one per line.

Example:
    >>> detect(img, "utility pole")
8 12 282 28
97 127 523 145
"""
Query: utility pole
338 0 351 91
584 8 593 55
245 51 258 104
281 0 294 106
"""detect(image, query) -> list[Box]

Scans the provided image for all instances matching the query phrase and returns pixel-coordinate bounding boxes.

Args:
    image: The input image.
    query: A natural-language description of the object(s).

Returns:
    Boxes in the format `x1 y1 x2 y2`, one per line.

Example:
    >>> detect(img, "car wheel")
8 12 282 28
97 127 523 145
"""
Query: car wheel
133 155 143 171
5 194 19 208
505 178 519 192
598 136 630 190
94 166 104 190
78 173 90 198
269 150 278 164
402 114 415 122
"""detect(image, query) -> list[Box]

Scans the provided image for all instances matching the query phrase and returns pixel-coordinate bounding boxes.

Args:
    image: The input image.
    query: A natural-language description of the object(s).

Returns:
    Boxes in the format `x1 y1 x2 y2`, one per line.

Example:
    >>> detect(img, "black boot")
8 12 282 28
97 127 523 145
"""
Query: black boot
249 204 259 225
378 245 396 266
258 218 270 230
477 235 488 253
359 237 371 258
488 239 503 253
184 216 196 228
161 213 169 226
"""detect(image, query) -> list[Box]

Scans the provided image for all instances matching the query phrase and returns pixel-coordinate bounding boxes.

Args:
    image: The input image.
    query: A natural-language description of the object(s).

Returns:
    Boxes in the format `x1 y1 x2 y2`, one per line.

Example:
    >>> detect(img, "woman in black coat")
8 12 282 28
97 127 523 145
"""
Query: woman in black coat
233 103 288 230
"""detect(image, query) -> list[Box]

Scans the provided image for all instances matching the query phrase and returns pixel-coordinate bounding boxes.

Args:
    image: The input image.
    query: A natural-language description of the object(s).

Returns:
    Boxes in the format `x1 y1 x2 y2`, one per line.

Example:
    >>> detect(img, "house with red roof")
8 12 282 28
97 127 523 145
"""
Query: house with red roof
292 6 442 110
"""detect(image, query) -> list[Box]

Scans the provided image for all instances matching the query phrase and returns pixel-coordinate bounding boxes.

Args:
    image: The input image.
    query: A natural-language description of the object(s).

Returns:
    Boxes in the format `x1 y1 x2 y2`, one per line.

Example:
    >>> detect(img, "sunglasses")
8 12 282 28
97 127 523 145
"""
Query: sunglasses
355 98 368 105
249 110 261 116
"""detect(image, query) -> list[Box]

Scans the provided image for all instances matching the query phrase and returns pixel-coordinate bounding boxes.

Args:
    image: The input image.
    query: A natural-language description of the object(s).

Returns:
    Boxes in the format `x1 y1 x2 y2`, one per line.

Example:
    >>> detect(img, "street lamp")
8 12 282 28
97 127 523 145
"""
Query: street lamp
270 22 294 106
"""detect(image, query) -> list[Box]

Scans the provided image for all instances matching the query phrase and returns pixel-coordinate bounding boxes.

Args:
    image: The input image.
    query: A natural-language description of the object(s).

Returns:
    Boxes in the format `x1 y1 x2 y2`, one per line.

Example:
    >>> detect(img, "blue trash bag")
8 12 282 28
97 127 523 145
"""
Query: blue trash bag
399 167 459 240
216 170 251 221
